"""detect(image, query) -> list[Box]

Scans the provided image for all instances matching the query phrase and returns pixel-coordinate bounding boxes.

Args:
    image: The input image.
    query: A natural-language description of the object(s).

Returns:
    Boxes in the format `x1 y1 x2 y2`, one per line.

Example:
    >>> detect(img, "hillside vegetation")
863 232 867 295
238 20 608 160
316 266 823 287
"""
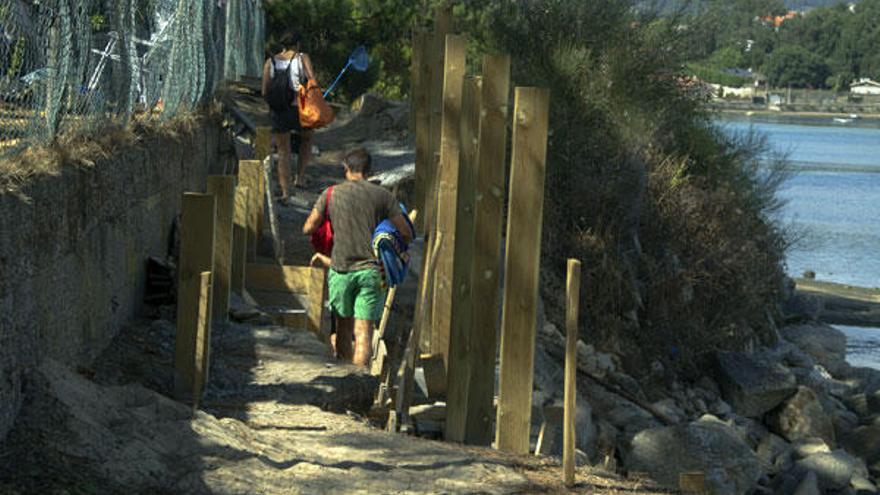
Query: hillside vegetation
267 0 789 375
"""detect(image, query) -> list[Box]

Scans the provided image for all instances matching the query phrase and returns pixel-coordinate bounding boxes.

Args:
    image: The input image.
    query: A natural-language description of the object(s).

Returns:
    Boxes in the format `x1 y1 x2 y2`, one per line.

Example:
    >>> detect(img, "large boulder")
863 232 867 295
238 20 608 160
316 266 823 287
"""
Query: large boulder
781 293 824 323
796 450 869 491
625 415 762 494
780 324 848 377
714 351 797 418
841 424 880 465
769 386 836 446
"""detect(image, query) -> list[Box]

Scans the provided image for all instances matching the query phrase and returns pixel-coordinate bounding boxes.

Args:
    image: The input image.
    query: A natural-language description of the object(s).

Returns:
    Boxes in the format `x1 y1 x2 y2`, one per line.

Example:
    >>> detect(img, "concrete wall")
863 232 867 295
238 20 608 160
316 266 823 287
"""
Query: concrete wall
0 118 230 441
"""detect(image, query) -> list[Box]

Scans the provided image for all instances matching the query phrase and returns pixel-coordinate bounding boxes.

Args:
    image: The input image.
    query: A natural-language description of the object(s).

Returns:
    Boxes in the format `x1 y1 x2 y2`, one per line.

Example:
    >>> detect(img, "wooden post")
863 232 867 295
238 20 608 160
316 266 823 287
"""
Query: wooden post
411 30 430 230
564 259 581 487
231 185 249 294
445 75 482 443
174 193 216 401
206 176 235 322
430 33 466 364
495 87 551 454
192 271 212 407
679 472 707 494
466 54 511 446
254 126 272 162
307 266 327 336
238 160 263 261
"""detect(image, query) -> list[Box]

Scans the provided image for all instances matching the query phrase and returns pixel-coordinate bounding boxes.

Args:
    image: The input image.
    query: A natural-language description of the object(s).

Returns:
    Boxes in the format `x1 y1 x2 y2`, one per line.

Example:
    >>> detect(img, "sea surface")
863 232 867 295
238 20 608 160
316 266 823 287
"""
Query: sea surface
717 114 880 369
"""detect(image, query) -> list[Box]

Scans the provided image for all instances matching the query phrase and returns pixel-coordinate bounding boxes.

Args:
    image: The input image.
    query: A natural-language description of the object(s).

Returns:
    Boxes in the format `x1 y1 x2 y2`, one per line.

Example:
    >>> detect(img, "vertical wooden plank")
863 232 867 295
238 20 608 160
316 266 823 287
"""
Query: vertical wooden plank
192 271 212 406
411 30 430 229
174 193 216 401
231 185 249 294
466 53 511 446
564 259 581 487
254 126 272 162
254 128 272 238
238 160 262 261
307 267 326 336
495 87 551 454
430 33 467 364
421 4 454 260
206 176 235 322
445 75 482 443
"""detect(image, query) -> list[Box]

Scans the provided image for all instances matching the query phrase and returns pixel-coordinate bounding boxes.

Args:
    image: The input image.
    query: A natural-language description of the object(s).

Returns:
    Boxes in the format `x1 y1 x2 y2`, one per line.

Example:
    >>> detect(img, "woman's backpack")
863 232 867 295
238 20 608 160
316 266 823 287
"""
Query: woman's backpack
266 60 294 112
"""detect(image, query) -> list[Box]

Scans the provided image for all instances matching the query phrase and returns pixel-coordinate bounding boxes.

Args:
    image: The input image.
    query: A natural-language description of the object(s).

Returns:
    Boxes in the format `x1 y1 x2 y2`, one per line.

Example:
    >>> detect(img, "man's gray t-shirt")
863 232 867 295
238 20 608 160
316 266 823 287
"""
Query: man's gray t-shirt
313 180 402 272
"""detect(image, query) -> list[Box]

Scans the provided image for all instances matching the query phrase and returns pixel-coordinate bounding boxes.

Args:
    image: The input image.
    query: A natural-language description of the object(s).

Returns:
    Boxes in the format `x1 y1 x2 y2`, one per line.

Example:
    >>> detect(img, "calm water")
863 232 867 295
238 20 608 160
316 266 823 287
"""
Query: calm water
718 114 880 369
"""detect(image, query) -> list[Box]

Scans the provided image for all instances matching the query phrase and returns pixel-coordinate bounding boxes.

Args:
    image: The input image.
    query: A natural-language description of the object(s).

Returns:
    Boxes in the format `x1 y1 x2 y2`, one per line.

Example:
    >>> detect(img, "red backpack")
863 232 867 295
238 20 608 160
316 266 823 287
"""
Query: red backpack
310 186 334 256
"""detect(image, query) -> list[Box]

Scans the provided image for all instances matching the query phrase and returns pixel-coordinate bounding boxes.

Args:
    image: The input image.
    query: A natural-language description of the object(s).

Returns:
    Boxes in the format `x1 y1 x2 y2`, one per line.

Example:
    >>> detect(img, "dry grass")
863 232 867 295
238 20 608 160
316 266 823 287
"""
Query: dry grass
0 107 221 198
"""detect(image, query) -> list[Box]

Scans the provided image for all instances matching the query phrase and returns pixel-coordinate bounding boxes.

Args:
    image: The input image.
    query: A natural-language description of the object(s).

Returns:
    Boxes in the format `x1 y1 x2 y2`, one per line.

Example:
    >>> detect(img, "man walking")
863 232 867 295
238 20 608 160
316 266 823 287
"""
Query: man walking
303 148 412 367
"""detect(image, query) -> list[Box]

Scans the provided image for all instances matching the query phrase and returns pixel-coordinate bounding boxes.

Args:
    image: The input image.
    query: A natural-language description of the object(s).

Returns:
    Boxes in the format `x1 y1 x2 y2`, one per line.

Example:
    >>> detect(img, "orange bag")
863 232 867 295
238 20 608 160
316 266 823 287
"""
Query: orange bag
299 79 335 129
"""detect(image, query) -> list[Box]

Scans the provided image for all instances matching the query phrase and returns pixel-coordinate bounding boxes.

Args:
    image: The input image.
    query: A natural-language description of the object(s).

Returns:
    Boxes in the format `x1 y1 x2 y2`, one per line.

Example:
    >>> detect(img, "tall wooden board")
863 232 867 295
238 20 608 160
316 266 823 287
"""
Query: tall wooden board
206 176 235 322
231 185 249 294
466 54 511 445
174 193 216 401
495 87 551 454
430 34 466 364
445 76 482 443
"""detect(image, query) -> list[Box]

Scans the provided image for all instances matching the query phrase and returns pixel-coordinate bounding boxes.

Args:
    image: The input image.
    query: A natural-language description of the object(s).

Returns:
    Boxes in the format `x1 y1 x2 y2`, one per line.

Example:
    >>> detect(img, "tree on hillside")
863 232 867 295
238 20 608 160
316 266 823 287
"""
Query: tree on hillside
763 44 831 87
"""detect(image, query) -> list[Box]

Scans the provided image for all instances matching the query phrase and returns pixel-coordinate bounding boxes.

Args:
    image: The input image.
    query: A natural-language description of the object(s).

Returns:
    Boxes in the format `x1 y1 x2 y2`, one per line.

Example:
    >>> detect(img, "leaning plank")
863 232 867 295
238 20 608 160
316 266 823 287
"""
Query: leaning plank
495 87 551 454
262 157 284 263
306 266 327 336
174 193 216 401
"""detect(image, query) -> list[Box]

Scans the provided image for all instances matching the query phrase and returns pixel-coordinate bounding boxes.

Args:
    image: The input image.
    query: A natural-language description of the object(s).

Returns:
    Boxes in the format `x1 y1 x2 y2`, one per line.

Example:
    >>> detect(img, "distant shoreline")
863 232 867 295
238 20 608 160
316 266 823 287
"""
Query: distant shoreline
713 108 880 120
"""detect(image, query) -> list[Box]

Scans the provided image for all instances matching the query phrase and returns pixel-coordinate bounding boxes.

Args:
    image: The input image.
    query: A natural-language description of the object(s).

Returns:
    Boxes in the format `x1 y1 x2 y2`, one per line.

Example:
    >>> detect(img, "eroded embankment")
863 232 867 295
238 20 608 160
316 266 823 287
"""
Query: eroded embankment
0 115 234 442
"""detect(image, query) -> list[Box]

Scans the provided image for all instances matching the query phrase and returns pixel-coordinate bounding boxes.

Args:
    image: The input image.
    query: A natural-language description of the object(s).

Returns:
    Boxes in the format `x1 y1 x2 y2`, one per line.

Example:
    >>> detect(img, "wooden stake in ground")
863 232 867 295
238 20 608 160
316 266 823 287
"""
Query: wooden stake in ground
466 53 511 446
231 186 249 294
174 193 216 401
192 271 212 409
206 176 235 322
564 259 582 487
445 75 482 443
430 33 466 365
495 87 551 454
238 160 263 261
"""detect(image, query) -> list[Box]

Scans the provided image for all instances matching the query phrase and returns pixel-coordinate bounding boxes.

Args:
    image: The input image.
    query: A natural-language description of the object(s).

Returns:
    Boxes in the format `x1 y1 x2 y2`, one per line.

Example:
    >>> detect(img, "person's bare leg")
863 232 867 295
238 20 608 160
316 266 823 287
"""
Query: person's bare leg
353 319 374 367
295 130 313 187
335 316 355 362
274 132 292 199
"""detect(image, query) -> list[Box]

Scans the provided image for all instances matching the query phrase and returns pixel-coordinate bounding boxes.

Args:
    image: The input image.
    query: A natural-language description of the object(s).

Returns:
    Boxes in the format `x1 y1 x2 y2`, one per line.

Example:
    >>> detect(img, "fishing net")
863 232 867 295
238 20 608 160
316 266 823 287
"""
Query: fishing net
0 0 265 156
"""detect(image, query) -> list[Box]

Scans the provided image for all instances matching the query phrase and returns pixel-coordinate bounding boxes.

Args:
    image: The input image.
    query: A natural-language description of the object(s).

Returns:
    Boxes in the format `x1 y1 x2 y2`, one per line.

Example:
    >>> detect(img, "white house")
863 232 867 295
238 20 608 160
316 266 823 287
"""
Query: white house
851 78 880 96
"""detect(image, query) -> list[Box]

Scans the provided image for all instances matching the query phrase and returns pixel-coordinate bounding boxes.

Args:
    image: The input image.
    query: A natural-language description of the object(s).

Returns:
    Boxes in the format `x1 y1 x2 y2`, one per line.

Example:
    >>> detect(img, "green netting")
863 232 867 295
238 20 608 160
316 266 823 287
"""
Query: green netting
0 0 265 155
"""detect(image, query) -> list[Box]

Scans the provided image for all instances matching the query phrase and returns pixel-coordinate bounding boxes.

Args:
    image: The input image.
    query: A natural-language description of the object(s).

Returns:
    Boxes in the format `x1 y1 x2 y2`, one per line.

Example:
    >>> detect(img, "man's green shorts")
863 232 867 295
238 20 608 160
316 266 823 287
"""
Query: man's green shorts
328 268 386 321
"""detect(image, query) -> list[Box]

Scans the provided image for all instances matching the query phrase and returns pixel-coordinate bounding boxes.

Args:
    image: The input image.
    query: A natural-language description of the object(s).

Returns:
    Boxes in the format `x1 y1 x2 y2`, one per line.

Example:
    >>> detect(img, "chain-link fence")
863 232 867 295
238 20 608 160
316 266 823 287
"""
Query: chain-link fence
0 0 265 156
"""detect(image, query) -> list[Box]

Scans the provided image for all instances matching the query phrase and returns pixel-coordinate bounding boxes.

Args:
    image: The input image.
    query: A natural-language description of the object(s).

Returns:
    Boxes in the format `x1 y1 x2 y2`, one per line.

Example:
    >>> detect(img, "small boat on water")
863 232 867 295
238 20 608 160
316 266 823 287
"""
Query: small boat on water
833 117 855 124
849 113 861 120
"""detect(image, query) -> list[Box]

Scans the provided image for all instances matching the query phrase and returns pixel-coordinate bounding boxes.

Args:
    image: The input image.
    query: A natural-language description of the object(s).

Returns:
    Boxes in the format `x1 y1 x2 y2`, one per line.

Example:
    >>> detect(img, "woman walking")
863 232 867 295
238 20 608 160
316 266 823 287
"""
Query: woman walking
261 31 316 203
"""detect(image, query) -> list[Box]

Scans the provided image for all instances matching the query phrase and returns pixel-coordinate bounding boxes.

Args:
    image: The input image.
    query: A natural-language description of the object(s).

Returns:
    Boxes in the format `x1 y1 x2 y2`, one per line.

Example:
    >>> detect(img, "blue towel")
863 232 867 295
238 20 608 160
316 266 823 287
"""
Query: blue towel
372 204 415 287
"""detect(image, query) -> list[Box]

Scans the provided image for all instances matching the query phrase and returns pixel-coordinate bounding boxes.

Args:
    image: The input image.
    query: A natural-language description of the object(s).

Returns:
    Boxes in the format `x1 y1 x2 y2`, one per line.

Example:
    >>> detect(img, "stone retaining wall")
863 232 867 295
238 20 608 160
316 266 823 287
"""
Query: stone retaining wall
0 118 231 441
